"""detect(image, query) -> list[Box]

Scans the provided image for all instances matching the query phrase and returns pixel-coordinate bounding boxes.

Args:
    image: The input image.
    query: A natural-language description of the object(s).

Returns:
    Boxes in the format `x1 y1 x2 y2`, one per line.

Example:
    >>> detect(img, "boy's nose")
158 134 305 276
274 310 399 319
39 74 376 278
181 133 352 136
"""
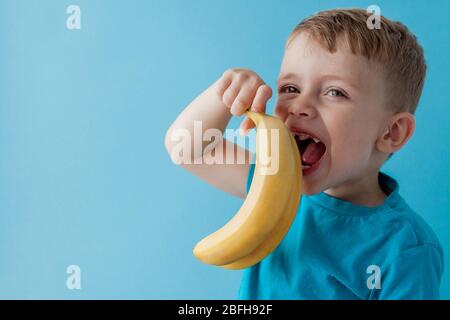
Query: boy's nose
287 99 318 119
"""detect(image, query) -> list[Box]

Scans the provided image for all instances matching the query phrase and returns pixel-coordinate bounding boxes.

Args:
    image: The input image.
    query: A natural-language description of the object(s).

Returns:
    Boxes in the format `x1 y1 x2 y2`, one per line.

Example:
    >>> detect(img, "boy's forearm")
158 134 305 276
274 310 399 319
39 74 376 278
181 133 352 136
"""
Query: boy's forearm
165 80 232 161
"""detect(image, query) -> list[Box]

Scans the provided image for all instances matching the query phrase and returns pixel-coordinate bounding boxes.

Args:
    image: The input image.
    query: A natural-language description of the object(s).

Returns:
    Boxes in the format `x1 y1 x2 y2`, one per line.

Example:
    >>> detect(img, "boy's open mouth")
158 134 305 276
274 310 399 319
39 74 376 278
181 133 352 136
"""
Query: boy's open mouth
292 131 327 174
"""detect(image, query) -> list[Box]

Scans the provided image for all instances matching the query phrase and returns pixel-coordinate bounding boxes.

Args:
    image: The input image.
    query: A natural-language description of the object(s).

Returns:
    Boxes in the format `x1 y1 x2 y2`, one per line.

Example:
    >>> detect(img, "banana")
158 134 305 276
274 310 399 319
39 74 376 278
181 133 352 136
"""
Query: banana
192 111 302 268
221 132 302 269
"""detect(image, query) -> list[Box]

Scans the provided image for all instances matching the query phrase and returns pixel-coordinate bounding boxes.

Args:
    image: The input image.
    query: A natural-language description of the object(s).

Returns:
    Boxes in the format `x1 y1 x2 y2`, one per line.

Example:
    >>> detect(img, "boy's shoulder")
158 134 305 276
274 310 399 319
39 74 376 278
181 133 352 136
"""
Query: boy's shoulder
371 198 444 300
372 172 444 280
378 171 441 251
391 201 442 251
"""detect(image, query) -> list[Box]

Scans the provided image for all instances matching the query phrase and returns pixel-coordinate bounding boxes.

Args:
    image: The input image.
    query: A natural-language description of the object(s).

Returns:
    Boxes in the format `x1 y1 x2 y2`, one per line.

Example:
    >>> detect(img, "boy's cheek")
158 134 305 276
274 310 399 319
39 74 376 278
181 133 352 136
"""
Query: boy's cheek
331 142 372 174
274 106 288 120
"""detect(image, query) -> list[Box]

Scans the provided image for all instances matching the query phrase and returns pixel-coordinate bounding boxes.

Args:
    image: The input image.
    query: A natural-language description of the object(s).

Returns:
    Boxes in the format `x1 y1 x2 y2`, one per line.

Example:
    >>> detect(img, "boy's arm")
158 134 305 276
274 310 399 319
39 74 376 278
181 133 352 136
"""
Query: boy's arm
164 69 272 199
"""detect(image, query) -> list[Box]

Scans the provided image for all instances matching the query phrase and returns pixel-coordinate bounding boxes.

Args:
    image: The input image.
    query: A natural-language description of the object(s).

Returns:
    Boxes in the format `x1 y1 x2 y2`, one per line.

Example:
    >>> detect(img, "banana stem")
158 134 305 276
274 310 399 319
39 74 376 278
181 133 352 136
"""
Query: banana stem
244 110 264 125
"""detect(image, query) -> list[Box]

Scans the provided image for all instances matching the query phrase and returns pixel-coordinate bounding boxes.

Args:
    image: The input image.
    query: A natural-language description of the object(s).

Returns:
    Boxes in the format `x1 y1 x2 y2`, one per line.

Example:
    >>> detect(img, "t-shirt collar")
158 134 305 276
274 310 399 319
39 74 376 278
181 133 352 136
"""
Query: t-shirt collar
308 172 405 216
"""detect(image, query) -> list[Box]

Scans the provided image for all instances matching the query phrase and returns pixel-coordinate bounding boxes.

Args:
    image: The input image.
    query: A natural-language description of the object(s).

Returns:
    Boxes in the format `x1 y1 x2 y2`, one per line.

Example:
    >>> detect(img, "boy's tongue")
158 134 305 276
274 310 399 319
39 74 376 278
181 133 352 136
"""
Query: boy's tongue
302 141 326 165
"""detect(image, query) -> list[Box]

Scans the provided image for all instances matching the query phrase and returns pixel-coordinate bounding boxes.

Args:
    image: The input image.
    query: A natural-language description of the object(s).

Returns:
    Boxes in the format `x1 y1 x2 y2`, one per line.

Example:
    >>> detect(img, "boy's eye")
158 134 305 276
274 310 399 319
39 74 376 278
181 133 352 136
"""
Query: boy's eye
279 85 299 94
326 89 346 98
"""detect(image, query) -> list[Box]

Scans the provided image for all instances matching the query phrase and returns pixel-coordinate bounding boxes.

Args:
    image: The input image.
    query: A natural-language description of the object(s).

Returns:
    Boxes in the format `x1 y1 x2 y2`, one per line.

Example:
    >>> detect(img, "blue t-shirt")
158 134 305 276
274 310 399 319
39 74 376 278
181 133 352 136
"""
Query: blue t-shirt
238 164 444 300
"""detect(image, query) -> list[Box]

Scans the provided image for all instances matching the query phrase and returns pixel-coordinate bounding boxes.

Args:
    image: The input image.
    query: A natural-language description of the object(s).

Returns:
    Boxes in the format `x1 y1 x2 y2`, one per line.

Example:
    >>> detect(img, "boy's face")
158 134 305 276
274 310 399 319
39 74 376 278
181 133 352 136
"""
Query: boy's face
275 32 391 196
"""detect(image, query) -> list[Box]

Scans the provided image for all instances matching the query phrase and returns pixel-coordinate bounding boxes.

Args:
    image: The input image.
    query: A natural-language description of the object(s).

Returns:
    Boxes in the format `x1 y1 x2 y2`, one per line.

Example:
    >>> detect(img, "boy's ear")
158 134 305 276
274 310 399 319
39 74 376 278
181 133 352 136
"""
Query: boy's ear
376 112 415 154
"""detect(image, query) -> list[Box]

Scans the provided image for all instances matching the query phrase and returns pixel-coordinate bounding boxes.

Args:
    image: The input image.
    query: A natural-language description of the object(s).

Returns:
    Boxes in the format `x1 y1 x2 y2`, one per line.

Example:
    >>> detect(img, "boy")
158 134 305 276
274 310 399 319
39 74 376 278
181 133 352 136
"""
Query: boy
165 9 443 299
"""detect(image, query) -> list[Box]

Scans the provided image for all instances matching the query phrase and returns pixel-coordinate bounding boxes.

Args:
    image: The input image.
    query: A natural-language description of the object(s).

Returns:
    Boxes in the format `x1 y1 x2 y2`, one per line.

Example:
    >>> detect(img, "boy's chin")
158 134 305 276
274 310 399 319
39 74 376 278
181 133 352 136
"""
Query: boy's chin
301 182 324 196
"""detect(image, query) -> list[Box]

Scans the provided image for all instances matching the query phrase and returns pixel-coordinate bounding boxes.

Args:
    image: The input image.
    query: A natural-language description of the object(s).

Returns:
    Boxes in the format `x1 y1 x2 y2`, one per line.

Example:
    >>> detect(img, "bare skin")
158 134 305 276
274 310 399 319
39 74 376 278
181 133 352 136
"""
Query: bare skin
165 31 415 207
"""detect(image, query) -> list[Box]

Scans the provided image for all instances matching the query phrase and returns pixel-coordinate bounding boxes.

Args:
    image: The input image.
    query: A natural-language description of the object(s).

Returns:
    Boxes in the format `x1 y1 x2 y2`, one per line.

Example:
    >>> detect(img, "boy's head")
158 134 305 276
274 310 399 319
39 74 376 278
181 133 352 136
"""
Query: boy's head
274 9 426 199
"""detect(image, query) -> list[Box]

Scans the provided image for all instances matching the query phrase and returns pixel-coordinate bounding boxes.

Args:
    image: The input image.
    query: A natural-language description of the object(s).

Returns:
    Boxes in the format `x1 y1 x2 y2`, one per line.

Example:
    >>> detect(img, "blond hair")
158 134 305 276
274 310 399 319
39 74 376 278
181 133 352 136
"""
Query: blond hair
287 9 426 114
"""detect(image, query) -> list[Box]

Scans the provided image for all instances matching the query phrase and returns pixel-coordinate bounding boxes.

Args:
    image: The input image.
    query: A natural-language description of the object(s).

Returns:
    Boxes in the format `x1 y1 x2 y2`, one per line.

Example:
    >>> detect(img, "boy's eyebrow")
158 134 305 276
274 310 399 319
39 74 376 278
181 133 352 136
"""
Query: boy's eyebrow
277 72 360 91
277 73 299 84
320 74 360 91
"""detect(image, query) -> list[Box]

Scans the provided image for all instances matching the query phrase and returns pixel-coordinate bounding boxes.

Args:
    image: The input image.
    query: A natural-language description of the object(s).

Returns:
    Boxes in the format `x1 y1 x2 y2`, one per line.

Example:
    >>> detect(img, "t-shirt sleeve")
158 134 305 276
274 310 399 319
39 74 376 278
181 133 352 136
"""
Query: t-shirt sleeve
373 243 444 300
246 163 256 193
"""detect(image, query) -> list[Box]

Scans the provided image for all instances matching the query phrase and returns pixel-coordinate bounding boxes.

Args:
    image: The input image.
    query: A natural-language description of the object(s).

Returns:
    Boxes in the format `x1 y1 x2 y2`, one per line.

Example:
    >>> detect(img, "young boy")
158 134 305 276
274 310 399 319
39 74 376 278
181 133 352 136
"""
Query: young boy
165 9 443 299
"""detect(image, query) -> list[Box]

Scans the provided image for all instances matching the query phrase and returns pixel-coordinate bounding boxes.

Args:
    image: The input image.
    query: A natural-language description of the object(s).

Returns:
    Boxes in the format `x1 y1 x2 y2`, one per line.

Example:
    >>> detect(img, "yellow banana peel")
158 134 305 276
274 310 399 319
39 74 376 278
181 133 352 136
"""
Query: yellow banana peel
193 111 302 269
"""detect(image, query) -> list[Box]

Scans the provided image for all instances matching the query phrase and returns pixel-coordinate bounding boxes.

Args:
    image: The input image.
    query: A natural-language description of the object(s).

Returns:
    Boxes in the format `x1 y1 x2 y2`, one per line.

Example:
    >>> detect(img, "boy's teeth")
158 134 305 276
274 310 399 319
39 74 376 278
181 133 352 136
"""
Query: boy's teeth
296 133 320 143
298 134 309 141
301 164 312 169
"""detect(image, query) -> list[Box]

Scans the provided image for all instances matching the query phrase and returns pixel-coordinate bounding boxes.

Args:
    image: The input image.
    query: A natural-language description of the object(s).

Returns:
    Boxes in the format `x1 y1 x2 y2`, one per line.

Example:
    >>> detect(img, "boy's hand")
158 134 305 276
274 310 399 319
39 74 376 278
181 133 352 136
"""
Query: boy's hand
215 68 272 135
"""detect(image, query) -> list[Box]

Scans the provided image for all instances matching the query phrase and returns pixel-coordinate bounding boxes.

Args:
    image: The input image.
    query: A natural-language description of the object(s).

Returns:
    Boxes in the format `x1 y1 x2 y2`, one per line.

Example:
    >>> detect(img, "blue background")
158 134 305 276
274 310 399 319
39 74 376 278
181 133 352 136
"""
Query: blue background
0 0 448 299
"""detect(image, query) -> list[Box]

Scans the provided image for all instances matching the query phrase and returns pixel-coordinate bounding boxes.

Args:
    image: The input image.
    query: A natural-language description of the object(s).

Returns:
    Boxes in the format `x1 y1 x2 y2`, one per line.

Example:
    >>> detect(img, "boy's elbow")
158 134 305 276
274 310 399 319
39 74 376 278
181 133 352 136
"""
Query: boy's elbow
164 127 187 165
164 125 200 165
164 127 175 158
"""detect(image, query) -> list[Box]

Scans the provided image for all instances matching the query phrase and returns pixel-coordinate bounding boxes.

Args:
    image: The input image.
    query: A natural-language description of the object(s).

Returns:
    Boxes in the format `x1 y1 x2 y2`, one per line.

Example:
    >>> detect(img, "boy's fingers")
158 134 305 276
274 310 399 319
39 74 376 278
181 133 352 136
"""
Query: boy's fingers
222 81 241 108
250 84 272 113
239 117 254 135
215 70 233 97
238 84 272 134
230 84 255 116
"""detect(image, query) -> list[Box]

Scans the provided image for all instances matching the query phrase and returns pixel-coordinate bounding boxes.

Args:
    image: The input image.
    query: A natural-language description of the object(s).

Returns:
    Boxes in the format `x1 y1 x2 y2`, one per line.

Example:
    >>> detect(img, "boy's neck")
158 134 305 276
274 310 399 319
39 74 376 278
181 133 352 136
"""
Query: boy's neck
323 170 388 207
